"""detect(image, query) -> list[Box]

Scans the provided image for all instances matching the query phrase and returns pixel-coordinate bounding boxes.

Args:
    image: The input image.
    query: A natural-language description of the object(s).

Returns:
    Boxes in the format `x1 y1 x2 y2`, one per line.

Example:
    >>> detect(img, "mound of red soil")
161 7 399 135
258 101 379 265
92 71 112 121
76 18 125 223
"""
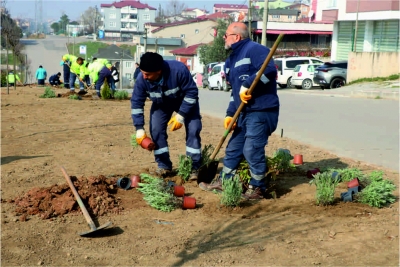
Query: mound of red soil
12 175 122 220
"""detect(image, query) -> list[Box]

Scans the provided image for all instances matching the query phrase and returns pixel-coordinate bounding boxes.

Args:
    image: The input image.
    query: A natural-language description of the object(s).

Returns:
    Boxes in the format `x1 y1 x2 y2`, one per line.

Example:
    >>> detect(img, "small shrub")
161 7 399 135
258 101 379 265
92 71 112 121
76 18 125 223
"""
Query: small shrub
329 168 364 182
201 144 215 166
100 78 113 99
310 172 340 205
130 134 138 147
355 178 396 208
39 87 56 98
220 175 242 207
68 94 79 100
270 149 295 173
177 155 192 181
114 90 129 100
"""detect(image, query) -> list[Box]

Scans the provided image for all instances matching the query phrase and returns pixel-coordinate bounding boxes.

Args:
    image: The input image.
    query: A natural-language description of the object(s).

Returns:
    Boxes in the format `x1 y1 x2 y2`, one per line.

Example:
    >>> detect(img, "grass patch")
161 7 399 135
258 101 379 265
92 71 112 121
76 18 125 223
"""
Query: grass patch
114 90 129 100
66 41 136 60
374 95 382 99
348 74 400 85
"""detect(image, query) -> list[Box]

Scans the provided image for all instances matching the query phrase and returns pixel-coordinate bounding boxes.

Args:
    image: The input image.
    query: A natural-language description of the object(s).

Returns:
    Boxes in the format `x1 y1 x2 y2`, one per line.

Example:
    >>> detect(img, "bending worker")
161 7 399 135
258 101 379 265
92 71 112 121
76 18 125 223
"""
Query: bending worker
131 52 202 180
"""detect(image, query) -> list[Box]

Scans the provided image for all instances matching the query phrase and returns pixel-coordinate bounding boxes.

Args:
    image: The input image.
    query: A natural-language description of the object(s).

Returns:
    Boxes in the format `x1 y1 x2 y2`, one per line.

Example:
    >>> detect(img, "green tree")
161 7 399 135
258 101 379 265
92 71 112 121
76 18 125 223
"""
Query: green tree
50 22 60 33
59 13 70 34
198 19 231 65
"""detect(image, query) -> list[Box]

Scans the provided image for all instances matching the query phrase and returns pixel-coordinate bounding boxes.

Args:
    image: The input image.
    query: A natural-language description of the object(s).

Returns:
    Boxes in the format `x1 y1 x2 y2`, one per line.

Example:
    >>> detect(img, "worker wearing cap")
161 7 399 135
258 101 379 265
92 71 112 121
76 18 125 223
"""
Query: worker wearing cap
61 54 86 93
131 52 202 180
94 63 112 97
49 72 62 86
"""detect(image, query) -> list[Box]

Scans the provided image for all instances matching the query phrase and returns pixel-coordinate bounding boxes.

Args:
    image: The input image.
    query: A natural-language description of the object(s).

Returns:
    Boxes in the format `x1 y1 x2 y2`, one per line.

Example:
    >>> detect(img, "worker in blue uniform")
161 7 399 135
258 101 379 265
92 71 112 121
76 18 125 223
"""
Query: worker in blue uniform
131 52 202 179
199 22 280 200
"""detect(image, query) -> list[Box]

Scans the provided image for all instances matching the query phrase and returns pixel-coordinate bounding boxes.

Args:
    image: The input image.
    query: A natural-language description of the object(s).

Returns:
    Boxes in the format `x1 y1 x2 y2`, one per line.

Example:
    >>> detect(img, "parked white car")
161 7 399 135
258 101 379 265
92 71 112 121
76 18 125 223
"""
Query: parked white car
274 57 324 88
208 63 231 91
291 63 323 90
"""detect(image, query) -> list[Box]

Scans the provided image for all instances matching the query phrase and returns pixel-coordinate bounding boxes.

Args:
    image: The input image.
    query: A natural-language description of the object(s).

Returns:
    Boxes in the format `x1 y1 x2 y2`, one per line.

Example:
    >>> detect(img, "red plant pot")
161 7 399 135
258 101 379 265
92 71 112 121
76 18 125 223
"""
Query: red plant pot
141 137 155 151
293 154 303 165
307 168 320 179
182 196 196 209
130 175 141 188
173 185 185 197
347 178 360 188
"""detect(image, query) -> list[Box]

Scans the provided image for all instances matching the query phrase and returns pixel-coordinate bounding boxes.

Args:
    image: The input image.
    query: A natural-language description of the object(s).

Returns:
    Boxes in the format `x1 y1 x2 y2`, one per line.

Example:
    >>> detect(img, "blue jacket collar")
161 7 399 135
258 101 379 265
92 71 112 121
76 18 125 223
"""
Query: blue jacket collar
231 38 251 52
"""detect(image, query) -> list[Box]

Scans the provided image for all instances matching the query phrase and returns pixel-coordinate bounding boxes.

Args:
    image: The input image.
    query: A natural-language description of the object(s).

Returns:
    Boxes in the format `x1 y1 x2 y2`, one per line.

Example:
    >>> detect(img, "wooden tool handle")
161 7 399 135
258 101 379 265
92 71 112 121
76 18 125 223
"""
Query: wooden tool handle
60 166 97 230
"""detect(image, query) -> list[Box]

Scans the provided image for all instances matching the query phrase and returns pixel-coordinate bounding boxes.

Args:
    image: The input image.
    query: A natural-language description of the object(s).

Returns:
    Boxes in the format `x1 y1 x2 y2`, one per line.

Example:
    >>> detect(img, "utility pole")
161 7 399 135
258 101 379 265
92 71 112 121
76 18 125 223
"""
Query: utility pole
261 0 269 46
248 0 252 39
353 0 360 52
143 29 147 53
120 51 123 90
155 38 158 53
25 54 28 84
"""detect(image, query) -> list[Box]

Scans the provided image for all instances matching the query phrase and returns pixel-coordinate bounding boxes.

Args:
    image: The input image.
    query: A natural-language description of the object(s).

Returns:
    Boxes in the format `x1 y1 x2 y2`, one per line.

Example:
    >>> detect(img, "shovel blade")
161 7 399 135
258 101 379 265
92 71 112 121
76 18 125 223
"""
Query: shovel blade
197 160 219 184
79 221 112 237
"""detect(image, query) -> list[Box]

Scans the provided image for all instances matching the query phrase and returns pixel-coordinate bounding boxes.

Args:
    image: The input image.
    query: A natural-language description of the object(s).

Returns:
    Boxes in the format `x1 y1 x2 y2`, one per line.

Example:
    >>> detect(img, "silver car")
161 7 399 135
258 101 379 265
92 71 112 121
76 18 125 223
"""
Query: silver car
313 61 348 89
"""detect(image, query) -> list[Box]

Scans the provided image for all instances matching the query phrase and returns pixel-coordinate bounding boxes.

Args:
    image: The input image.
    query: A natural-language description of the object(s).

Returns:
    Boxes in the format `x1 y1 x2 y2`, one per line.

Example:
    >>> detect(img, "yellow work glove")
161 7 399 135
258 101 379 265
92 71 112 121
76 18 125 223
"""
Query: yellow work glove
135 129 147 145
224 116 236 131
239 85 252 104
79 77 83 82
168 114 184 132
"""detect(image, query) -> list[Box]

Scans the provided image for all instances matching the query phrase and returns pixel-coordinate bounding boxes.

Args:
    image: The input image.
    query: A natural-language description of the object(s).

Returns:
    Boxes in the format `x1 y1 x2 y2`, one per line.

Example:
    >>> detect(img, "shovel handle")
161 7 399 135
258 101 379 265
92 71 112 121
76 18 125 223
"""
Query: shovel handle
209 33 285 161
60 167 97 231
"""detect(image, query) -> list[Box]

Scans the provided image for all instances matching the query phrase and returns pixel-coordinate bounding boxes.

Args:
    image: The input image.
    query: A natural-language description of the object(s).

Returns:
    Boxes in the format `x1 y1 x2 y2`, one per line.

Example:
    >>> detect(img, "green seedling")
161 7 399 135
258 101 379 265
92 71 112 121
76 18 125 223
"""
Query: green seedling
177 155 193 181
114 90 129 100
310 172 340 205
39 87 56 98
220 175 242 207
354 178 396 208
201 144 215 166
130 134 138 148
68 94 79 100
100 78 113 99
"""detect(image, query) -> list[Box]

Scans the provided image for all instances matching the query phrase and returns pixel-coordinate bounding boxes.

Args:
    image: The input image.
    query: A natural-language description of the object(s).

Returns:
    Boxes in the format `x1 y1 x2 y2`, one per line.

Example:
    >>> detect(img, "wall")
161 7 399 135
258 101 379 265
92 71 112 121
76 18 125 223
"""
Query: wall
152 20 216 47
347 52 400 82
346 0 399 13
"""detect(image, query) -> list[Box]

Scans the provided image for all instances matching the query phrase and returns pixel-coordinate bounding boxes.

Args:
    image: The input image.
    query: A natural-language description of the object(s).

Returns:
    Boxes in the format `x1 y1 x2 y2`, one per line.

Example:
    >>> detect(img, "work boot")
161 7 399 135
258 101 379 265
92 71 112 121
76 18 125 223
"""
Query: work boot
244 185 264 200
188 169 199 181
199 178 223 191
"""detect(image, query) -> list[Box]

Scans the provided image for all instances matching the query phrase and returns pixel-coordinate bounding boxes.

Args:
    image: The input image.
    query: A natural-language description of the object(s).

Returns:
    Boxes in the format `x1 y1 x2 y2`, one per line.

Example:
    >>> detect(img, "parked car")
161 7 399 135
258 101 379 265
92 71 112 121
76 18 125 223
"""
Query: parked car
313 61 348 89
208 63 231 91
291 63 323 90
274 57 324 88
202 62 220 88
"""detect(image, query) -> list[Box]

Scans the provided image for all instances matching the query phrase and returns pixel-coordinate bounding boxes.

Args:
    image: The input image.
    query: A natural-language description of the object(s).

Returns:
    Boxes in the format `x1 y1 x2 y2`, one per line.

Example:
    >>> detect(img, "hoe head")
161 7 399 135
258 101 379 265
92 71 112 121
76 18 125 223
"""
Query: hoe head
79 221 113 237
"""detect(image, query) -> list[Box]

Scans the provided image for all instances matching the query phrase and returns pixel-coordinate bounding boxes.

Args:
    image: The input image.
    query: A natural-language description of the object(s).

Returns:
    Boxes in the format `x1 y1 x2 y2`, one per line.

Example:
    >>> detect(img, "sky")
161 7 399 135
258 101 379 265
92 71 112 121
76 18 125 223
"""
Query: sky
6 0 253 21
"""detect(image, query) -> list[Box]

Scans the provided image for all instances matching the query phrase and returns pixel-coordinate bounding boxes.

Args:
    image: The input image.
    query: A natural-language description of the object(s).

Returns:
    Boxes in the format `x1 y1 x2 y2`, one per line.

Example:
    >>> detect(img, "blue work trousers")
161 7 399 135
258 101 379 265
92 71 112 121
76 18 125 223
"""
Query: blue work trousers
149 105 202 170
63 64 70 88
69 72 84 91
221 109 279 190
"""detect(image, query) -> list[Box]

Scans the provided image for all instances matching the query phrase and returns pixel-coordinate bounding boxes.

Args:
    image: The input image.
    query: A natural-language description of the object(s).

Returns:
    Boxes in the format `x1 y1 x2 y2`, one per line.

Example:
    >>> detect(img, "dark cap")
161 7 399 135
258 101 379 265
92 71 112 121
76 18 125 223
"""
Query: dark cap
39 65 42 68
139 52 163 72
57 72 61 75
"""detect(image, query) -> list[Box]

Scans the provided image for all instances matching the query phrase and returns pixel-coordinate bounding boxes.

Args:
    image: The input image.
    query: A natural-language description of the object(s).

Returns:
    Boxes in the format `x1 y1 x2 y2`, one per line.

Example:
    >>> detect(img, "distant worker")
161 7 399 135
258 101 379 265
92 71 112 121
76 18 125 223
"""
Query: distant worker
83 63 91 87
61 54 86 94
110 62 120 92
49 72 62 87
133 62 140 82
88 58 109 88
35 65 47 87
60 60 71 89
94 63 112 97
7 71 21 86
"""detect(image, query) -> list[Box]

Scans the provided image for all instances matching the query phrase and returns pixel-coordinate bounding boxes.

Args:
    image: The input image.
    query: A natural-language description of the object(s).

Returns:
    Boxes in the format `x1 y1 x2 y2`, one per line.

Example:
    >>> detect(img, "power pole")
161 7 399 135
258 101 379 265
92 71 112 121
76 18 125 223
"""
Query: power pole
353 0 360 52
155 38 158 53
261 0 269 46
143 29 147 53
248 0 252 39
94 5 97 36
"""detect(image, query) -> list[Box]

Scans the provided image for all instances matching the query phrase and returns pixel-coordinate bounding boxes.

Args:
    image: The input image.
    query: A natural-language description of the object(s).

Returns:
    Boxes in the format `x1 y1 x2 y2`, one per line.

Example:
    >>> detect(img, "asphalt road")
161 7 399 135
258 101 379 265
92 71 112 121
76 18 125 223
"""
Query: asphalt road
21 36 399 171
198 89 399 171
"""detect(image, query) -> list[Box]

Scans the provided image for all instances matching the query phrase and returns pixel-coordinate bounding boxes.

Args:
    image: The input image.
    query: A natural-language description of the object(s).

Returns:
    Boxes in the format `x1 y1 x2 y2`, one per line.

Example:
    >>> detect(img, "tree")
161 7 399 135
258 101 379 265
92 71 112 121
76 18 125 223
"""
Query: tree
50 22 60 33
59 13 70 34
81 6 100 34
165 0 187 16
198 19 231 65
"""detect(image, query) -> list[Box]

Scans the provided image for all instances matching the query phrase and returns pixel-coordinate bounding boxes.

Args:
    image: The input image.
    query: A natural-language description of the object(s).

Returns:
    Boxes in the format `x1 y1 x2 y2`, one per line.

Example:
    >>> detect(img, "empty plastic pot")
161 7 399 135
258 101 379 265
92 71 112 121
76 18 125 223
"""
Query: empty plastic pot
141 137 155 151
347 178 360 188
117 177 131 190
293 154 303 165
307 168 320 178
173 186 185 197
341 191 353 202
182 196 196 209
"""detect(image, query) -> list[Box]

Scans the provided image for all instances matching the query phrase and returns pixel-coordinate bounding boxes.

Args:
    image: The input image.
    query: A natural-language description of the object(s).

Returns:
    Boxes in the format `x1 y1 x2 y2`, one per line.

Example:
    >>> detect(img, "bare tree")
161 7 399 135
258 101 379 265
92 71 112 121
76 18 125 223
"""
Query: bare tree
81 6 100 34
165 0 187 16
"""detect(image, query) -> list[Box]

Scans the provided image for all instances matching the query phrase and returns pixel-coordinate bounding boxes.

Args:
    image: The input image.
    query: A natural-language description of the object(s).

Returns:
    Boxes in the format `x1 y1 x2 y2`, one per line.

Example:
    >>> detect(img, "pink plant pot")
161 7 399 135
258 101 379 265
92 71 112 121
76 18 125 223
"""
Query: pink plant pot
293 154 303 165
307 168 320 179
141 137 155 151
347 178 360 188
130 175 141 188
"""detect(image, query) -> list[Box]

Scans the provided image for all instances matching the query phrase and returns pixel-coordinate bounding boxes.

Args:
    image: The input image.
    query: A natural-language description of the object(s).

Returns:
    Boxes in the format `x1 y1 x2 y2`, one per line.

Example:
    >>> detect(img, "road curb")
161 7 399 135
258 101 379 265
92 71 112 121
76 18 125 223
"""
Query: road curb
351 90 399 100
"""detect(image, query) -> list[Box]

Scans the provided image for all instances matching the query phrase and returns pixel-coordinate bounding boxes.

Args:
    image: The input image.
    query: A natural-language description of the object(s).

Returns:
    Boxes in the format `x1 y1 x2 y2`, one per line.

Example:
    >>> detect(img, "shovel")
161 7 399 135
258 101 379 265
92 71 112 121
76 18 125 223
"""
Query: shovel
197 33 285 184
60 166 112 236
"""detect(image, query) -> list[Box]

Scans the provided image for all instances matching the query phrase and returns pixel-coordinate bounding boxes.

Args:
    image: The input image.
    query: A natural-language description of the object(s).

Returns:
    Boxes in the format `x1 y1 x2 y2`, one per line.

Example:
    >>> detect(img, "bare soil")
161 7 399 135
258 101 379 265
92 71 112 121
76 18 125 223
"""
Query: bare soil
1 86 399 266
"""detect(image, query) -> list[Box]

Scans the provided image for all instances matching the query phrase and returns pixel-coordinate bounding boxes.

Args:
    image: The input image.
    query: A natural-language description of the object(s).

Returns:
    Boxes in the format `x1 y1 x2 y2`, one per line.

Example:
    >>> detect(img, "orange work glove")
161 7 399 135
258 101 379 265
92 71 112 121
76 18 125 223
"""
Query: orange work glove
239 86 252 104
224 116 236 131
135 129 147 145
168 114 184 131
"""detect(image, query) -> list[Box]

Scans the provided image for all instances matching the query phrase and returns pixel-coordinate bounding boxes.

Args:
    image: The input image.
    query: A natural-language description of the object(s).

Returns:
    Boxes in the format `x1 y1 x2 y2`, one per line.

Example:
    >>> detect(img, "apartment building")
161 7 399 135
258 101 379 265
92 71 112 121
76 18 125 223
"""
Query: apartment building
181 8 207 18
213 4 248 14
100 0 156 41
